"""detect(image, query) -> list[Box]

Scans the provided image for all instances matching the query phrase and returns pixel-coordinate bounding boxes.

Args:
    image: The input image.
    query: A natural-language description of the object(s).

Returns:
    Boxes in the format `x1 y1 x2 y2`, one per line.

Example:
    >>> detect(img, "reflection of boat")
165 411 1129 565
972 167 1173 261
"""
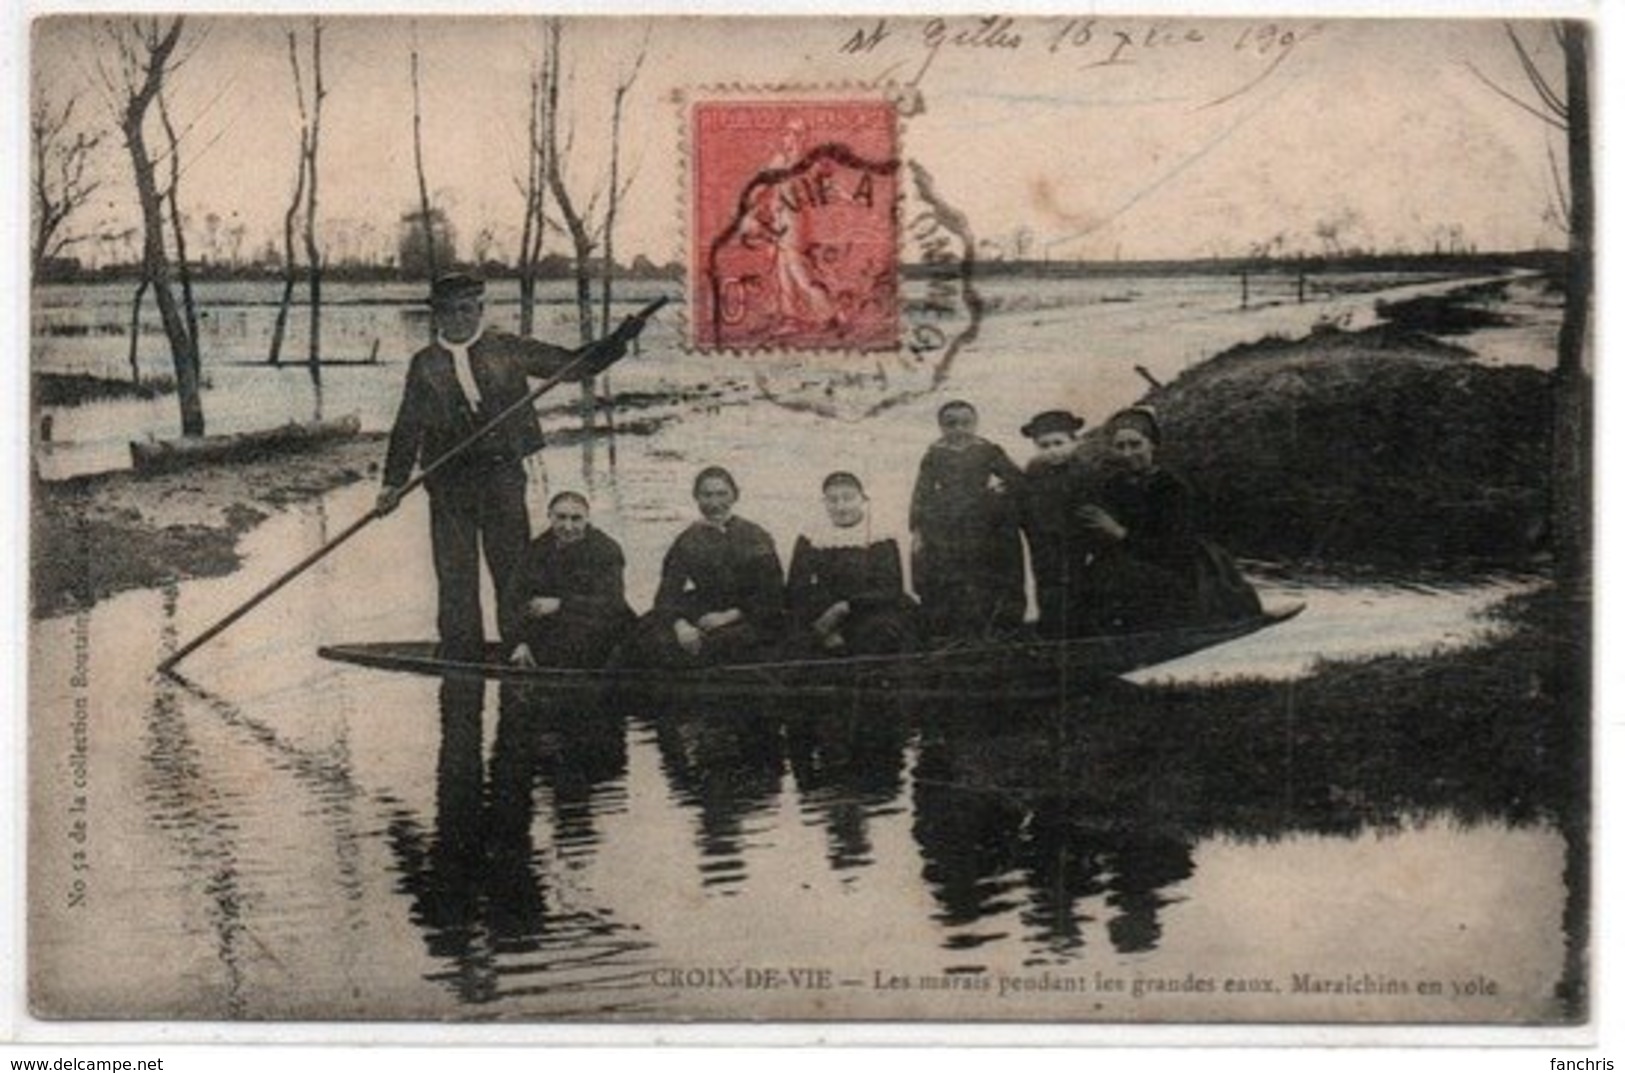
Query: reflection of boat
319 603 1304 699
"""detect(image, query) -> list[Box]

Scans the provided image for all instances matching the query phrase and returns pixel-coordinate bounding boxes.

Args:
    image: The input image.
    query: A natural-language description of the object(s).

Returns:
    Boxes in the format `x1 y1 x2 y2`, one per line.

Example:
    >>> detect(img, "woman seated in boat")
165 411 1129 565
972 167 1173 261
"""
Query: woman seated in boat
909 400 1026 642
786 472 919 657
633 466 786 666
1077 406 1262 633
1019 408 1092 640
502 491 637 668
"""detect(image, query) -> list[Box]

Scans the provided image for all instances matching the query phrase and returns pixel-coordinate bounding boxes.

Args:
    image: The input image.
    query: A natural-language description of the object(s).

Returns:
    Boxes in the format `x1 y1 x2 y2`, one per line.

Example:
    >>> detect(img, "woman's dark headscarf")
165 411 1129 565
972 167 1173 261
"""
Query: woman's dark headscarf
1106 406 1162 447
821 471 866 496
693 465 740 498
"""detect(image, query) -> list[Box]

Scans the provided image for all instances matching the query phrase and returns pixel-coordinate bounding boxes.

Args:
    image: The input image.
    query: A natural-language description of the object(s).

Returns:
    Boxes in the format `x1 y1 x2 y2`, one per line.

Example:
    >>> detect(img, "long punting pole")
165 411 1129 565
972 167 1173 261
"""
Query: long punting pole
157 295 669 676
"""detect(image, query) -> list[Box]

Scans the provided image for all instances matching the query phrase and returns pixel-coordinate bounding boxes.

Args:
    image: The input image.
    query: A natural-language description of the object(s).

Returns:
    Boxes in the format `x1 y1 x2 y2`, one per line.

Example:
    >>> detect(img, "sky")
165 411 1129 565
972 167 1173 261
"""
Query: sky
28 12 1576 269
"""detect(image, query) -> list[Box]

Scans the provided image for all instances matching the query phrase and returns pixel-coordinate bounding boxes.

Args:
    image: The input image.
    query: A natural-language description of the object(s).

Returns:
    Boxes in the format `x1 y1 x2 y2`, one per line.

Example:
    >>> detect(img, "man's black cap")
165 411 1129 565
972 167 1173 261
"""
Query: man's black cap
429 272 485 305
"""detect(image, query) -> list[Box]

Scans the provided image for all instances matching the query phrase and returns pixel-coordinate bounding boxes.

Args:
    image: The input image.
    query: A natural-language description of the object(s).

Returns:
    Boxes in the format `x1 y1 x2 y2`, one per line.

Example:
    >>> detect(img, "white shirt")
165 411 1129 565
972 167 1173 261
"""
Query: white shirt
439 326 486 411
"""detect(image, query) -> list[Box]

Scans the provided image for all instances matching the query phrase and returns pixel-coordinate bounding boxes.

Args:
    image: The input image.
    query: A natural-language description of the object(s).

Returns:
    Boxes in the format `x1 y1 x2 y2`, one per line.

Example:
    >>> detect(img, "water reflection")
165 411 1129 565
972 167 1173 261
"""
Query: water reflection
387 678 653 1010
649 699 788 894
645 693 918 894
144 581 248 1018
902 661 1578 971
783 701 909 875
912 704 1199 961
78 497 1578 1019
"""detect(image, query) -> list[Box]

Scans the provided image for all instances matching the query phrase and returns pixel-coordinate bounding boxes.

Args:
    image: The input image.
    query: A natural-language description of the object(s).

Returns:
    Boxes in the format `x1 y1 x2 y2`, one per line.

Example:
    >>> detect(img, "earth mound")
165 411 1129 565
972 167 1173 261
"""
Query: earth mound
1083 324 1553 568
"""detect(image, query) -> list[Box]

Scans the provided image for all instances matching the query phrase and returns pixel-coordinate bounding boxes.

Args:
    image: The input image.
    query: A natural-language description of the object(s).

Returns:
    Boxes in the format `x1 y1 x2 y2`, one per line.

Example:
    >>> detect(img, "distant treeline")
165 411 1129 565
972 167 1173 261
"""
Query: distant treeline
912 248 1568 280
39 248 1567 286
35 254 686 287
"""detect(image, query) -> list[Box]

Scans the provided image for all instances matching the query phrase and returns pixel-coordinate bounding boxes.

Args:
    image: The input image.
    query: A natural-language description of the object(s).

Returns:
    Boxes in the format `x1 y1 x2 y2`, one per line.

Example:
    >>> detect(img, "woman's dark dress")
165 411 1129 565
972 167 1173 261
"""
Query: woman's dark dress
636 516 785 666
786 532 918 656
1082 467 1261 633
500 526 637 667
909 437 1026 640
1021 453 1093 640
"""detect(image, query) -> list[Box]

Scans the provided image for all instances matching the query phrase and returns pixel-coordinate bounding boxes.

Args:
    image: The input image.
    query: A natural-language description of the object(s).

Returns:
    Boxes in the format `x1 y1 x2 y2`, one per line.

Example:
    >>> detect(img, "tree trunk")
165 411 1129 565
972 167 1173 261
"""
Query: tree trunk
1551 24 1592 1023
120 24 204 437
127 276 149 384
270 134 306 367
410 42 438 288
517 63 546 337
269 272 297 367
571 261 596 424
541 22 598 418
303 20 325 381
158 94 203 407
1554 22 1591 595
518 275 537 337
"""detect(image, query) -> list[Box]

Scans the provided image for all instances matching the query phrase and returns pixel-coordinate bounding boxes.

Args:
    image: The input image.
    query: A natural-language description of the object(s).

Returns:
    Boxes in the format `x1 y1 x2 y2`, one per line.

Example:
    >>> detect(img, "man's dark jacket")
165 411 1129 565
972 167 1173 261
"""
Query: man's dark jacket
383 331 583 492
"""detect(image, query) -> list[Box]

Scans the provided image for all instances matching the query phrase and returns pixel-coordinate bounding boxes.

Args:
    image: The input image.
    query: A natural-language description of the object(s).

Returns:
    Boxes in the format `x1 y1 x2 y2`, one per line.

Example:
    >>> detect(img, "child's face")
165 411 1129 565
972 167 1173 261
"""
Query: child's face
938 407 977 441
1034 430 1075 462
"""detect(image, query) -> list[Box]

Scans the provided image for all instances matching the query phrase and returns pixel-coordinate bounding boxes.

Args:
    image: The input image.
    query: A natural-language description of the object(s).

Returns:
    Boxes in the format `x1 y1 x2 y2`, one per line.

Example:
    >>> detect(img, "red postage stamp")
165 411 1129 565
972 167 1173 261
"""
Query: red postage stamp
689 97 900 352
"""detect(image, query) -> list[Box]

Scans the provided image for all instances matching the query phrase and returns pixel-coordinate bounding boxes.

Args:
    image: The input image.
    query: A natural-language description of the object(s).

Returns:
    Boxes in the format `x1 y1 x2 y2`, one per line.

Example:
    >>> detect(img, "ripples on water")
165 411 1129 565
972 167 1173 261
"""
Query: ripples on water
28 556 1579 1023
27 270 1579 1021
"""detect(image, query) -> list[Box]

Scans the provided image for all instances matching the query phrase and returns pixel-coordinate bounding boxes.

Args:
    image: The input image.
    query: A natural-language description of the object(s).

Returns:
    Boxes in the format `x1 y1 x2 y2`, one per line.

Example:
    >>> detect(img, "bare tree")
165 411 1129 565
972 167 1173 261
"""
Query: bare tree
1470 23 1590 588
541 19 649 423
30 92 104 274
98 16 206 435
593 36 650 459
301 19 327 377
410 30 439 286
157 90 202 371
1472 22 1593 1022
1552 24 1590 591
596 36 648 341
537 21 603 426
268 28 310 367
515 52 550 336
542 20 596 354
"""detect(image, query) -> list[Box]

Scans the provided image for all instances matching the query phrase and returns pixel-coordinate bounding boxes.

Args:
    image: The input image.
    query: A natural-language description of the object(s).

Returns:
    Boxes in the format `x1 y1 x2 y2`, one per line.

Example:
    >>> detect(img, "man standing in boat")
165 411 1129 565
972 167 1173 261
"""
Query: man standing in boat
375 273 626 659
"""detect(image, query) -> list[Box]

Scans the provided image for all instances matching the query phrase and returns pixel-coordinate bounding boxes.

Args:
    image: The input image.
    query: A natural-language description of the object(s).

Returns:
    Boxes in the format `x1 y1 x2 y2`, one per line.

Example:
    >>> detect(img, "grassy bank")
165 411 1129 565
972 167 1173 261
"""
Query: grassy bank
936 582 1585 844
31 434 387 617
27 382 714 618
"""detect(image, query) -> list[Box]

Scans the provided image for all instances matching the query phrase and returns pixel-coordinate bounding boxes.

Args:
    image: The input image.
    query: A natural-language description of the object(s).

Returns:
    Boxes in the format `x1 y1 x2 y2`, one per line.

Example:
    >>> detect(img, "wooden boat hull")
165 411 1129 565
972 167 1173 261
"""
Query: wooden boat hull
130 414 362 473
317 604 1304 700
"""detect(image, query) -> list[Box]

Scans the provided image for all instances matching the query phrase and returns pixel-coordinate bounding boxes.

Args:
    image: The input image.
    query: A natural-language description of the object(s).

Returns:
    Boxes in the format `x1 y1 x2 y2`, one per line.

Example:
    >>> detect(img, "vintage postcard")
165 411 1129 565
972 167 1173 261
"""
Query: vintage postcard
22 10 1593 1033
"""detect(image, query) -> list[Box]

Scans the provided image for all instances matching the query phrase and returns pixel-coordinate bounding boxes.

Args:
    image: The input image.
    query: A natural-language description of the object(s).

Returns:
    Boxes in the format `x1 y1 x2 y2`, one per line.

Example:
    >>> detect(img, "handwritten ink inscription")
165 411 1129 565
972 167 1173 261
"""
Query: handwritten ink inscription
840 15 1323 104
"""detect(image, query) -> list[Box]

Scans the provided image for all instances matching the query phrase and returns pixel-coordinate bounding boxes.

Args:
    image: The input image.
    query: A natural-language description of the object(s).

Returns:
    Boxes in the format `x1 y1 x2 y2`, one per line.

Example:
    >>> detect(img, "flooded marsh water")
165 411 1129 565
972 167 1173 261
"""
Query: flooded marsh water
27 270 1581 1023
28 479 1578 1023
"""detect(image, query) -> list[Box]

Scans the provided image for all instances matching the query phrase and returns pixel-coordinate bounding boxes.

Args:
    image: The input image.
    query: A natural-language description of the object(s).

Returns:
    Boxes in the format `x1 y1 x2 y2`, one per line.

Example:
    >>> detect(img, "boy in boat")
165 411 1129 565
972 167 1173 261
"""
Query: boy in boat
502 492 637 669
909 400 1027 641
634 466 786 666
1018 409 1092 640
375 273 626 660
786 472 918 656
